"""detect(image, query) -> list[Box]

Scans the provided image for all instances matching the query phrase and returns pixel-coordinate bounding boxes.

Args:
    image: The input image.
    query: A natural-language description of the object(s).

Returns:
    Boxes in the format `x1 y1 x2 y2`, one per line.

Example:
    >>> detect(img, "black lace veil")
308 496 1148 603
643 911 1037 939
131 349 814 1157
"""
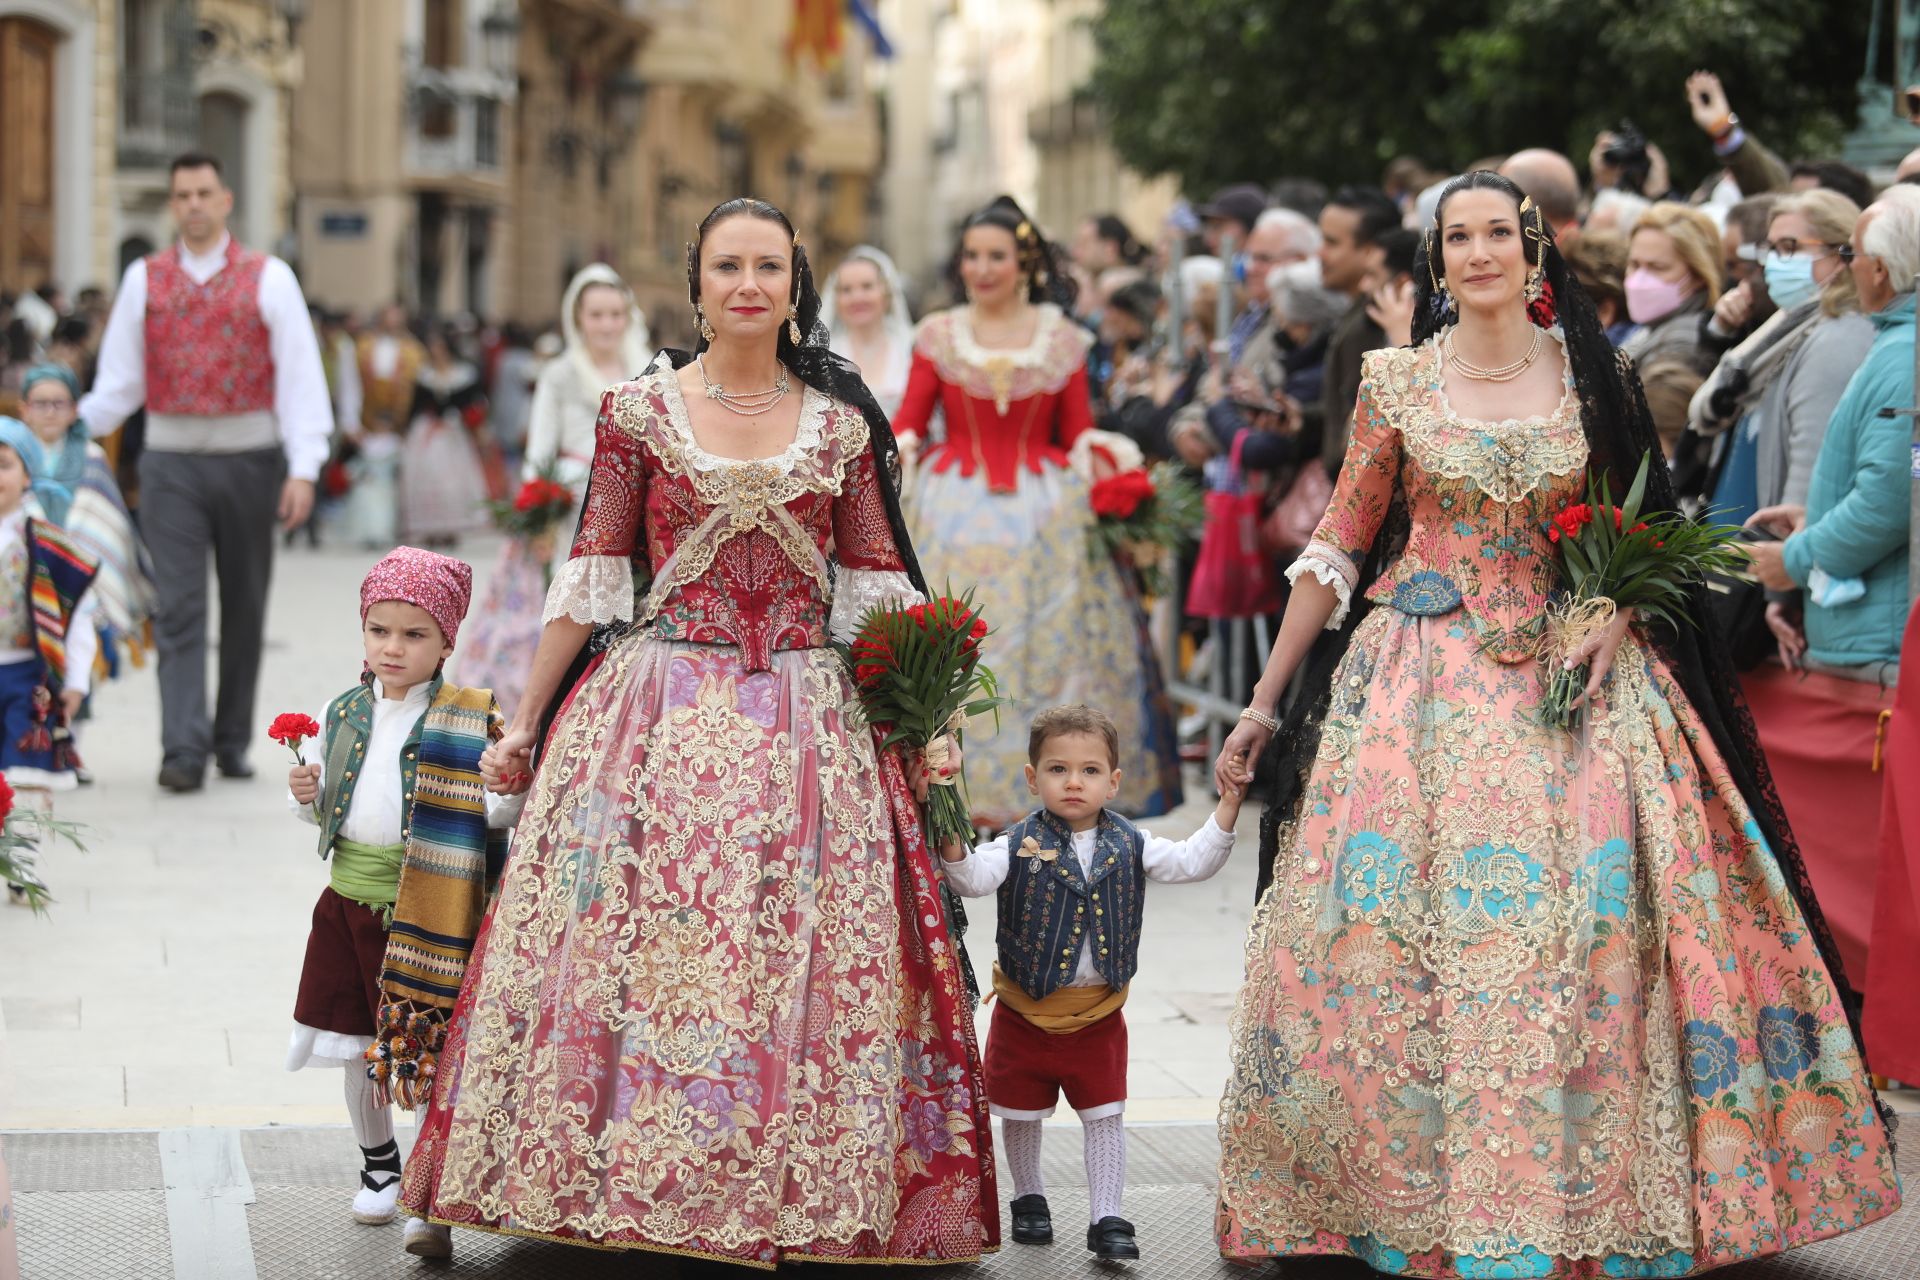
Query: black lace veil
1254 171 1886 1110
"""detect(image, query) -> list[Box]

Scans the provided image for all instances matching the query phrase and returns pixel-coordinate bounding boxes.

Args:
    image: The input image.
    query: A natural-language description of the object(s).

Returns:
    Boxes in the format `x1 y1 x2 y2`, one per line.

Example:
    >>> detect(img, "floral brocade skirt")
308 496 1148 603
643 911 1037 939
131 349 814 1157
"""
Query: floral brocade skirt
400 635 997 1268
446 535 547 723
1216 608 1900 1277
906 455 1182 826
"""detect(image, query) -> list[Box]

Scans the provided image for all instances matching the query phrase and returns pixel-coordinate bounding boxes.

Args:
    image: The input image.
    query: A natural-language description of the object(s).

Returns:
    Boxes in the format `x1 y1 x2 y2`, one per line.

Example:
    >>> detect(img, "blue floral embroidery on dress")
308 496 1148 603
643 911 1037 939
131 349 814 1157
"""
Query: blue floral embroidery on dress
1450 842 1546 923
1457 1243 1556 1277
1603 1249 1696 1277
1685 1020 1741 1097
1587 838 1634 918
1758 1005 1821 1081
1339 832 1411 914
1390 570 1463 615
1349 1234 1409 1272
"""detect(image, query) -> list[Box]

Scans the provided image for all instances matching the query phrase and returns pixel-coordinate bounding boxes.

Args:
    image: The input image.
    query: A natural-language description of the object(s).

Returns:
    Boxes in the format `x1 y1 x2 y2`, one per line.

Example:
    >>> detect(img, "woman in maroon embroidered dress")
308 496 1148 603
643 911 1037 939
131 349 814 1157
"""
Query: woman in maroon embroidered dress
394 200 995 1267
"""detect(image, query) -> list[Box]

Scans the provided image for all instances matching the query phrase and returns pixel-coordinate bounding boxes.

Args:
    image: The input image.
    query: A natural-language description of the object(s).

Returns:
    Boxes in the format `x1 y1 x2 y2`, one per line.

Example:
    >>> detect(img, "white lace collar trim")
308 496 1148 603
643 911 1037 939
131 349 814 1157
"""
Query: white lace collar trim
948 303 1072 371
653 364 829 473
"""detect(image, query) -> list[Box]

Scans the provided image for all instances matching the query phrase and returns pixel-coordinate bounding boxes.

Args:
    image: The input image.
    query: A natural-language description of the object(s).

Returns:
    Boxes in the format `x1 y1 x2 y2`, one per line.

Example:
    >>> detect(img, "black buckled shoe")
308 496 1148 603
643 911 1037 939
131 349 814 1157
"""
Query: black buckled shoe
157 762 205 793
1087 1215 1139 1260
1008 1193 1053 1245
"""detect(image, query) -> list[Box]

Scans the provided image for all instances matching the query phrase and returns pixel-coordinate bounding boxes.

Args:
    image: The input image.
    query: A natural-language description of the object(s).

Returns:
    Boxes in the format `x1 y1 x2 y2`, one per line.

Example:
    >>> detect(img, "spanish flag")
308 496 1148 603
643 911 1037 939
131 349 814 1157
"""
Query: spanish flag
787 0 844 67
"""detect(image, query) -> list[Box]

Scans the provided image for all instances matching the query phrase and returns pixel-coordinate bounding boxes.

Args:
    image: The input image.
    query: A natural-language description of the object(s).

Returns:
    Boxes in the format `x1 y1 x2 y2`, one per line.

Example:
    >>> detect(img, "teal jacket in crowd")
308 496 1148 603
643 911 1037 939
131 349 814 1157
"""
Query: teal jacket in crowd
1782 292 1916 669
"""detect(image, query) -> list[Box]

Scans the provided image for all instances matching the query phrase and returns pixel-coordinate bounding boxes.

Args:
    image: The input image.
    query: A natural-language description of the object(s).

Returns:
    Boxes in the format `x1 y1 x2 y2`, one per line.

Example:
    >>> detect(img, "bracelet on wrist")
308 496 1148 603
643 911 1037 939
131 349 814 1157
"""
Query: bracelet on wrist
1239 706 1280 733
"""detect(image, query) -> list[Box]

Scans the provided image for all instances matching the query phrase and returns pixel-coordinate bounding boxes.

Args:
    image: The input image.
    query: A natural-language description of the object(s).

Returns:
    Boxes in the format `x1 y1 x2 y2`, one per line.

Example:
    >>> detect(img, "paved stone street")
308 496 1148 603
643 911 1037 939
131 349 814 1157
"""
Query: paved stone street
0 537 1913 1276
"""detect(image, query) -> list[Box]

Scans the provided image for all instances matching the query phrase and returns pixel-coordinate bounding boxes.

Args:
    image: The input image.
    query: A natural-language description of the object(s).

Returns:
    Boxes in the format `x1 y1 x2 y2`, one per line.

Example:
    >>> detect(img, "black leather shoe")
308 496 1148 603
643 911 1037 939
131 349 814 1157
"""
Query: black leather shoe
215 756 255 780
157 763 204 793
1009 1194 1052 1245
1087 1216 1139 1260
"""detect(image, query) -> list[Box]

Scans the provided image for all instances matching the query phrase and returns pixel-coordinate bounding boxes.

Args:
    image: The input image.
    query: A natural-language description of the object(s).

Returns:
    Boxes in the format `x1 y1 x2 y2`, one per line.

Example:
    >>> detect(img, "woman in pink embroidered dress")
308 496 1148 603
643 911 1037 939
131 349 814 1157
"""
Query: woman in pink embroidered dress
892 196 1181 827
394 200 996 1267
1210 173 1898 1278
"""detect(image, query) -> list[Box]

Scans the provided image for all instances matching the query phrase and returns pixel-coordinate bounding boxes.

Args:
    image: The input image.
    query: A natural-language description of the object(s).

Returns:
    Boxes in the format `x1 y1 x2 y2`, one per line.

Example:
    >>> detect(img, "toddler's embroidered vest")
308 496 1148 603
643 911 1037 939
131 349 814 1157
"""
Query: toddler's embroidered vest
995 807 1147 1000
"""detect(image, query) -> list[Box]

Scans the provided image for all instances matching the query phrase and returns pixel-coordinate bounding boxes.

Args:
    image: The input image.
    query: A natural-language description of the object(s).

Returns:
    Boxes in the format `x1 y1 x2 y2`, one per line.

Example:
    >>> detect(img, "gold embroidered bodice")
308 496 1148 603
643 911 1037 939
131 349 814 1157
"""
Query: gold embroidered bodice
1294 339 1588 662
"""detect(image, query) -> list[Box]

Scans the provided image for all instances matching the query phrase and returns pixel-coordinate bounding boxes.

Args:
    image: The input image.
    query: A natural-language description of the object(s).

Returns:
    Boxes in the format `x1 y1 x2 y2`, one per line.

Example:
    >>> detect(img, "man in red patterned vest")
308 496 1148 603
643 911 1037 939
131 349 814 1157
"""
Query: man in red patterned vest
80 153 332 792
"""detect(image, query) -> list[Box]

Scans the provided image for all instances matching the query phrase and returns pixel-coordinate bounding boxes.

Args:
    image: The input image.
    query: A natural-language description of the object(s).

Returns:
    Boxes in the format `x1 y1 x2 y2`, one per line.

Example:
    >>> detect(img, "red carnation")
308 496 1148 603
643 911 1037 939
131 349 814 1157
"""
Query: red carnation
1089 469 1156 520
269 712 322 762
0 774 14 826
461 400 488 429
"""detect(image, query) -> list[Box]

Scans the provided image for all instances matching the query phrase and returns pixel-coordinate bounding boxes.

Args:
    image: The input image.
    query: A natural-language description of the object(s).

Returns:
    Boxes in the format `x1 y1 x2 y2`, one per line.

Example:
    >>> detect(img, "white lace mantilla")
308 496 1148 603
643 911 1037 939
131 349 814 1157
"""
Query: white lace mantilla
1286 540 1358 628
543 554 635 625
829 569 923 645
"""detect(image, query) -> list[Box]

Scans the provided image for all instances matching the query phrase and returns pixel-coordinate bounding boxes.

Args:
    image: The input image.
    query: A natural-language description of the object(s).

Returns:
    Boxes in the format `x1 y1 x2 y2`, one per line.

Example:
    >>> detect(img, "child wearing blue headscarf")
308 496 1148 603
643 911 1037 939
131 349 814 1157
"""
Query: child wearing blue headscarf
18 363 157 675
0 417 100 791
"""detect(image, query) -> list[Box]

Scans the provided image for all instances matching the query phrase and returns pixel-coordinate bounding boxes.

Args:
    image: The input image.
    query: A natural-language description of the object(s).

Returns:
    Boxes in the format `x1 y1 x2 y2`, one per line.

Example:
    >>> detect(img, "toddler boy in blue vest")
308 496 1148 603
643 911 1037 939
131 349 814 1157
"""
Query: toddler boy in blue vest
940 703 1243 1262
282 547 523 1245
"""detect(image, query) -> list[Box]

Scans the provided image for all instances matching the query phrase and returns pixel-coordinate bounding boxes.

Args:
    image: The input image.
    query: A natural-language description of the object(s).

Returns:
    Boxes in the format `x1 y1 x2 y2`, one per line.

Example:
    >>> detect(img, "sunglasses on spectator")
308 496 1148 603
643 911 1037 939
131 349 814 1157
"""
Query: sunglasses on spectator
1763 239 1856 265
22 397 75 412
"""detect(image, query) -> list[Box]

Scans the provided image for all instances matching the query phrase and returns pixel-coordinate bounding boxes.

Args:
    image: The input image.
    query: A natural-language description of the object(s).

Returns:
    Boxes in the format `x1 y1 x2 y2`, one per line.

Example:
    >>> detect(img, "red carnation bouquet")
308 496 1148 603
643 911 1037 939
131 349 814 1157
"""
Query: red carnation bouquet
842 589 1006 846
0 775 87 913
491 474 576 539
1540 453 1748 728
1085 461 1203 595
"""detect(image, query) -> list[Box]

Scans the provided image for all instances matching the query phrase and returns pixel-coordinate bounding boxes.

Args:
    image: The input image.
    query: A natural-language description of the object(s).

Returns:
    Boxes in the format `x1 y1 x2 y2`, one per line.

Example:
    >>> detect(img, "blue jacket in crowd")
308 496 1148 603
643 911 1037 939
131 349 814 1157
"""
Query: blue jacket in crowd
1783 292 1916 669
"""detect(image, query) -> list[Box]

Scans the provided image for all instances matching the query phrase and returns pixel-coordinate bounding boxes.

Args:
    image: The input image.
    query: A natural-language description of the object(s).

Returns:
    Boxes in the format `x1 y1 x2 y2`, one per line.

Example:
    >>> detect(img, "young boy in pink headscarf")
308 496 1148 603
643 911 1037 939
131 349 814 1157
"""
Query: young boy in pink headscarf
282 547 523 1235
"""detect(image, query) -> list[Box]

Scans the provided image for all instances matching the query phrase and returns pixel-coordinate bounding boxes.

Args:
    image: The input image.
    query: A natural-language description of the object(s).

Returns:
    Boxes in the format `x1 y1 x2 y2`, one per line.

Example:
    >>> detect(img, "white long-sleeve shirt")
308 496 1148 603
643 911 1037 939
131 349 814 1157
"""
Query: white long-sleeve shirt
944 815 1236 987
0 507 97 696
288 682 526 840
79 233 333 481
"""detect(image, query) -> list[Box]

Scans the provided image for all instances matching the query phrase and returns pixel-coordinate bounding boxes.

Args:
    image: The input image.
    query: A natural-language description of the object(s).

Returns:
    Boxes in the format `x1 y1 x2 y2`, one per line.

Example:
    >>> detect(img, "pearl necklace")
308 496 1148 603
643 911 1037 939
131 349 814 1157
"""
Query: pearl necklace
698 354 791 417
1443 327 1542 382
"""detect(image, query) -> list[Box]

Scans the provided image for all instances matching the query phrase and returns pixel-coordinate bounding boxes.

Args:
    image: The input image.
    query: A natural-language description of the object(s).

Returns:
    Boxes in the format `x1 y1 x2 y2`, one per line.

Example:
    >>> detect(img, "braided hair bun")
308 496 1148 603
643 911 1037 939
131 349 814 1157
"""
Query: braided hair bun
947 195 1078 311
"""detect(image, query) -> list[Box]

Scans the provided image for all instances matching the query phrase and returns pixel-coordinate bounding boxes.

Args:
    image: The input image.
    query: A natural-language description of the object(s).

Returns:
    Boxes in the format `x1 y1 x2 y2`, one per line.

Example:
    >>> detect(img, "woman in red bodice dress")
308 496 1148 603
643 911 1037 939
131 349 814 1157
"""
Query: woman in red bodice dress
393 200 996 1268
892 196 1182 827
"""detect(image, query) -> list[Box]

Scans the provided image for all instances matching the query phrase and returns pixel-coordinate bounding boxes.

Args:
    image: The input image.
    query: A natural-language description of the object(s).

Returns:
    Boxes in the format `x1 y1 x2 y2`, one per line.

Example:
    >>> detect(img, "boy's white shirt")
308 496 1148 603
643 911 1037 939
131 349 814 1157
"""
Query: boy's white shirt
0 505 98 695
944 814 1234 988
288 681 526 838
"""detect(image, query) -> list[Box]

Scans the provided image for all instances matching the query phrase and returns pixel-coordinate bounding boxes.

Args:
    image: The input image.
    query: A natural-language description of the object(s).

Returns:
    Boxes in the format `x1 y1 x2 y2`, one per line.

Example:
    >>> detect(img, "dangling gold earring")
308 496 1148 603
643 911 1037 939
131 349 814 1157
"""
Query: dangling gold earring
697 306 715 343
787 306 802 345
1523 261 1545 304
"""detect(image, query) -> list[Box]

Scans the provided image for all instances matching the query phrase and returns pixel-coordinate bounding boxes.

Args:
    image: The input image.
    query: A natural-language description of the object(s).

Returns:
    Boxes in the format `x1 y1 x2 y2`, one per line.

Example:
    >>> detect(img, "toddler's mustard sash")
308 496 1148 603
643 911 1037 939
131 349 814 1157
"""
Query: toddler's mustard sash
991 963 1128 1034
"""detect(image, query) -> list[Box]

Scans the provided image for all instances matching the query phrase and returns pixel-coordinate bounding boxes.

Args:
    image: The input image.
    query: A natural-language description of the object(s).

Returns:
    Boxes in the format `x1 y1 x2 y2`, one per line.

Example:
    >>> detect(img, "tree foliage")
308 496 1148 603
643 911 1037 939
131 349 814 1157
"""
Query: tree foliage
1090 0 1871 195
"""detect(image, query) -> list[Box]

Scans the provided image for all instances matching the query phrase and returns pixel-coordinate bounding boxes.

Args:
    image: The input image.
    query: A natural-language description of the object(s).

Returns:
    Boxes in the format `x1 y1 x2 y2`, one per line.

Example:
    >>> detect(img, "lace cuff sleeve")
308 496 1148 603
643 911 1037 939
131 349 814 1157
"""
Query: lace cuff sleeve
830 568 924 644
542 554 635 625
1285 539 1359 629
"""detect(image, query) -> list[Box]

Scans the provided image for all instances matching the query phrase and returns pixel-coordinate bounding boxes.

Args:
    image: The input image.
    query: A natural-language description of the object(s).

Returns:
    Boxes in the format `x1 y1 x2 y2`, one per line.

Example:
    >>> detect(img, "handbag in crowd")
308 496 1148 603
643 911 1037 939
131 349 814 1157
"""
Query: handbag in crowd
1704 526 1779 671
1261 461 1333 559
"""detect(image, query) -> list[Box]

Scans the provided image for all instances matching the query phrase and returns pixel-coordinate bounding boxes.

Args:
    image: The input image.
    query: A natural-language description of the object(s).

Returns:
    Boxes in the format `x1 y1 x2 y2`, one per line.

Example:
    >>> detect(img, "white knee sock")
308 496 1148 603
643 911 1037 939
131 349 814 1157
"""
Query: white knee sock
1083 1113 1126 1222
1000 1117 1046 1200
344 1068 399 1188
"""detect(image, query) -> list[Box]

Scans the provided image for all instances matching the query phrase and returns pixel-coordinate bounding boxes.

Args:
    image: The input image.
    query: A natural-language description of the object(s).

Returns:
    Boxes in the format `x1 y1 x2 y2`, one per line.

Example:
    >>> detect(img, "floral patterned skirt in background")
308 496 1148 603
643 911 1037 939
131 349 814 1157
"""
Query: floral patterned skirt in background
907 458 1182 827
401 634 997 1268
1216 608 1899 1278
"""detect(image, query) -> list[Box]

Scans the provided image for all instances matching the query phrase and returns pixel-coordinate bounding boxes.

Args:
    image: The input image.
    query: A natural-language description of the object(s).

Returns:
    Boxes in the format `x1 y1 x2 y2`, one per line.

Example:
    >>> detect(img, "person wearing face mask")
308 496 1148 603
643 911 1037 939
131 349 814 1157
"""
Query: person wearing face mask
1620 203 1724 377
1690 190 1872 532
1622 203 1726 505
1739 186 1920 1021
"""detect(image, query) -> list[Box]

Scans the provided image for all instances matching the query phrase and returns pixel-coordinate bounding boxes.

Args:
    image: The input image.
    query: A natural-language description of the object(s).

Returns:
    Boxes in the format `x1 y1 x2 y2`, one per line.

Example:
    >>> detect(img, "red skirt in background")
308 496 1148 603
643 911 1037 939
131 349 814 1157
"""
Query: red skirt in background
1187 490 1283 619
1865 602 1920 1081
1741 662 1893 988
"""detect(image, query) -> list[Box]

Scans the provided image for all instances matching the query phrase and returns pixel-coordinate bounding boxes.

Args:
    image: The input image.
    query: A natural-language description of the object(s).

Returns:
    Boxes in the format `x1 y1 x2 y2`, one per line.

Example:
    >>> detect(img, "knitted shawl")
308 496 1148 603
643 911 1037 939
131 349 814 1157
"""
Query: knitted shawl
368 682 504 1108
